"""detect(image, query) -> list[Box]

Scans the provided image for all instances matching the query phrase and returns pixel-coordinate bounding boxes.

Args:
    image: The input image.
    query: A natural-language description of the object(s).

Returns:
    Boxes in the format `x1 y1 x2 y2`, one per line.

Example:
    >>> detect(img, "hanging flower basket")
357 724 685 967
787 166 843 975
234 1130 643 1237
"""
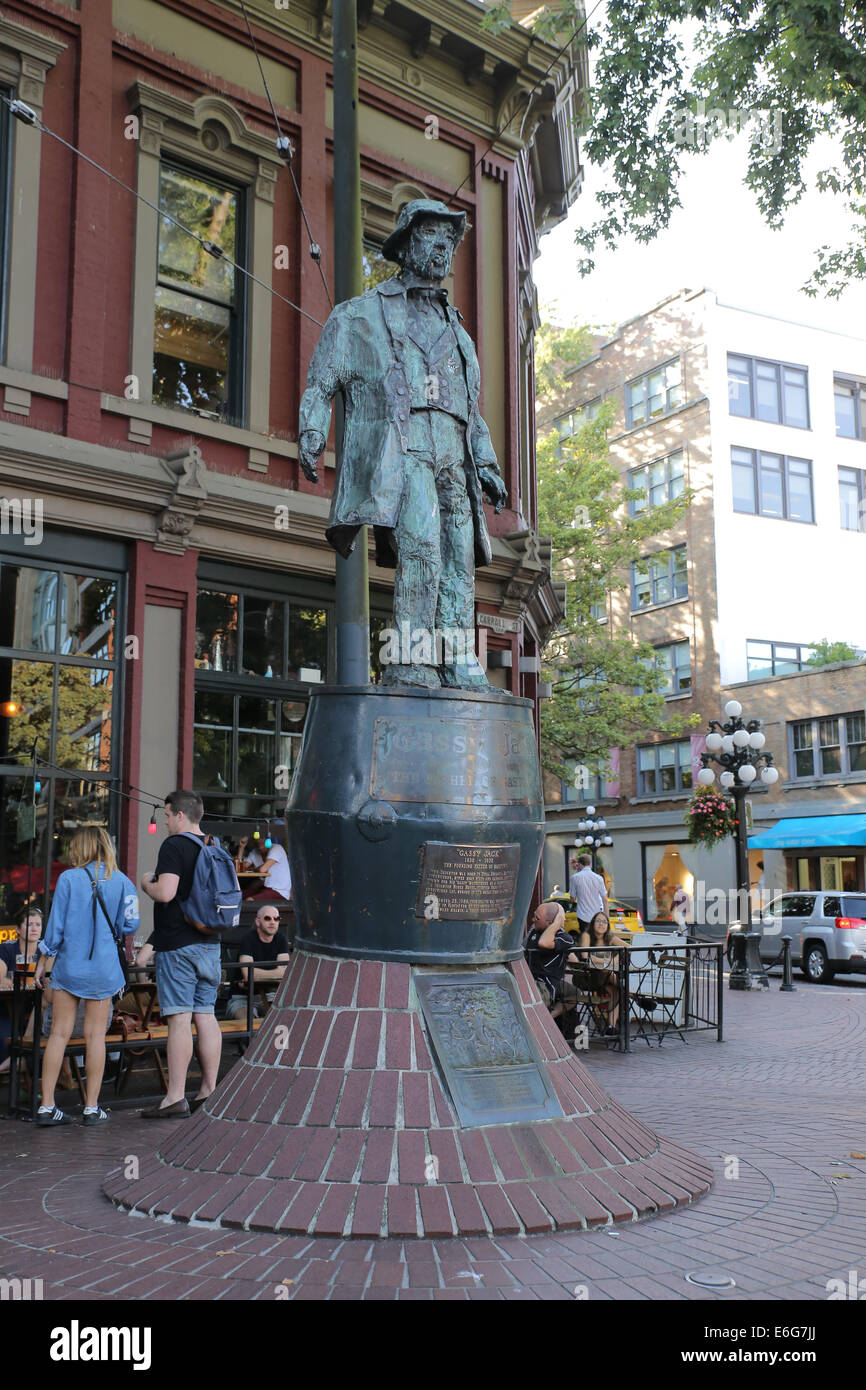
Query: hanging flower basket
684 785 739 849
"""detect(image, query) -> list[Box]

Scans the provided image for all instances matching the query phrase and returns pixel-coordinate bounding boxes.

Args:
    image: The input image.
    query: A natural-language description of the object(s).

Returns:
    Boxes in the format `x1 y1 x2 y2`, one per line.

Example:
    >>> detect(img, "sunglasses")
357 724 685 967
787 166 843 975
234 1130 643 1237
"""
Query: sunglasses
260 915 280 922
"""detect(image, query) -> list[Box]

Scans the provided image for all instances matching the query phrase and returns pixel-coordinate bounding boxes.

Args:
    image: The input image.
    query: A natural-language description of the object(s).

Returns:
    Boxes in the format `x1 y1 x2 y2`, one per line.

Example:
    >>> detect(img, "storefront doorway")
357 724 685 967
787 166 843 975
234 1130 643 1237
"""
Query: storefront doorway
794 854 863 892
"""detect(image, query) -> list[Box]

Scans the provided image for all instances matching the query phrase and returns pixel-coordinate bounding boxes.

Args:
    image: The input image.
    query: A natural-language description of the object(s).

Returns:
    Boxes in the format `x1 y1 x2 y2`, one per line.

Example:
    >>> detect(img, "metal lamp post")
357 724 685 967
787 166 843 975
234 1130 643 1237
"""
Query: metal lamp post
574 804 613 875
696 699 780 929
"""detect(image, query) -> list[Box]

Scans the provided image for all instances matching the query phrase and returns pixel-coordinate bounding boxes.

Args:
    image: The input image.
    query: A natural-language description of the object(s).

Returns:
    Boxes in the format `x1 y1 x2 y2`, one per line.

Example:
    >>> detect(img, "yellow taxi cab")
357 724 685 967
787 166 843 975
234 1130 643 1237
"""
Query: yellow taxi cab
542 893 644 937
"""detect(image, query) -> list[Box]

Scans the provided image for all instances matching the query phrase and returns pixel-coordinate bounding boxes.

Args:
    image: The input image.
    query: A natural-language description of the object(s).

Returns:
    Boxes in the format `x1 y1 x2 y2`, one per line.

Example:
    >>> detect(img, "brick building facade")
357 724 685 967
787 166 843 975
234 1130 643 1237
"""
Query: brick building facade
539 289 866 925
0 0 583 930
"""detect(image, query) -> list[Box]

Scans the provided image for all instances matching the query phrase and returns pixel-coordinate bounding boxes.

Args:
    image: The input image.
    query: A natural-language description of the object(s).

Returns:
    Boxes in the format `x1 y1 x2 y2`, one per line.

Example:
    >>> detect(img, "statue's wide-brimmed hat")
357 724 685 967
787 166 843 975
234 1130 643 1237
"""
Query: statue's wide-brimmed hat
381 198 467 262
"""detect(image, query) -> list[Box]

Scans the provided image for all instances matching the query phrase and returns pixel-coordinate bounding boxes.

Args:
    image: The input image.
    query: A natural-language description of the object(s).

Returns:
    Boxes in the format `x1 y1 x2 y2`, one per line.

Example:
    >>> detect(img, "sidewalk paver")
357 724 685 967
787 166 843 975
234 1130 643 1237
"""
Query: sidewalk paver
1 971 865 1300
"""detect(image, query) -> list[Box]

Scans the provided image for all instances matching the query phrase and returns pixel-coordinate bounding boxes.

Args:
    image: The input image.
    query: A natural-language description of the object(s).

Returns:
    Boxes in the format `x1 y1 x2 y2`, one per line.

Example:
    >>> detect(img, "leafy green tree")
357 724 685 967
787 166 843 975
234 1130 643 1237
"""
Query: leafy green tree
805 637 862 667
534 318 599 397
538 397 698 779
484 1 866 295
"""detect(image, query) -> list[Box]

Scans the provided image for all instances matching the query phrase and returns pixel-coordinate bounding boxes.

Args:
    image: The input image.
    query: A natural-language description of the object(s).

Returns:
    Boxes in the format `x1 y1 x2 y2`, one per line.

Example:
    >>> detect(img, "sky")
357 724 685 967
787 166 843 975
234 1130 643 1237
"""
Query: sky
535 124 866 342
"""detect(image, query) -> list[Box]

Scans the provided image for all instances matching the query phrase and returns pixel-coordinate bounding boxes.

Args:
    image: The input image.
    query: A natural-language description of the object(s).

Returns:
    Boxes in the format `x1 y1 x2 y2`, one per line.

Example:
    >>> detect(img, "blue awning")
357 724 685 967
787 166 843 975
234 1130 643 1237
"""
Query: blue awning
749 814 866 850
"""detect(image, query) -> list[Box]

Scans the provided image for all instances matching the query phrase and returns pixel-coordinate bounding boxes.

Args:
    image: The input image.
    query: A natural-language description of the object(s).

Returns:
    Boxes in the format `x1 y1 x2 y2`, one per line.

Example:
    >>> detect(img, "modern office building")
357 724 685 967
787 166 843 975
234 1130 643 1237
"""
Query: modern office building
540 288 866 923
0 0 584 928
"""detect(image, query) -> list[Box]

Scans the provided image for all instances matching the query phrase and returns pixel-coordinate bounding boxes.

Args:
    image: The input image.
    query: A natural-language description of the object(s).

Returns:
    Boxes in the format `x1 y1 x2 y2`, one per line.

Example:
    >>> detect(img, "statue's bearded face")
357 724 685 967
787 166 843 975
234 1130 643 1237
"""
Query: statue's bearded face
403 216 457 282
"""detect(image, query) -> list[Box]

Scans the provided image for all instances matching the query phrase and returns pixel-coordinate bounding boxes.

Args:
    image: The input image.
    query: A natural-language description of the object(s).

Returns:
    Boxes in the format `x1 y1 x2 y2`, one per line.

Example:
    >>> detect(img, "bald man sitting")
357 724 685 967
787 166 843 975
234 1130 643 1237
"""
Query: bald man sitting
524 901 580 1024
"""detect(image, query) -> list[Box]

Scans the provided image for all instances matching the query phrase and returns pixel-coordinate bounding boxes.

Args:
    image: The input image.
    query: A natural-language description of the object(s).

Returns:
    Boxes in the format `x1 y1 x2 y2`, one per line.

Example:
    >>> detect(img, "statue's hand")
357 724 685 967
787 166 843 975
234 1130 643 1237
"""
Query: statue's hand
479 467 508 515
298 430 325 484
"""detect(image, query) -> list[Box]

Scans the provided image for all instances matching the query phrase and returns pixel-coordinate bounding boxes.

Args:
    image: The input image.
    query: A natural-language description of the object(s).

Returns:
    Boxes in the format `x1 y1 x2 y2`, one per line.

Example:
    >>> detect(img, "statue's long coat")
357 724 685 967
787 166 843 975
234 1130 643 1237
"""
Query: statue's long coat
299 276 502 569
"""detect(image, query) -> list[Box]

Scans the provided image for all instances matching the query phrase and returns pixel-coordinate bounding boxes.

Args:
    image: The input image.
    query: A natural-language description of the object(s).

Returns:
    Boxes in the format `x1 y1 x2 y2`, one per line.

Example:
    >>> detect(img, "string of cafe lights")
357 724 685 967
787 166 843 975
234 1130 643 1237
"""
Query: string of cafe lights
27 752 285 845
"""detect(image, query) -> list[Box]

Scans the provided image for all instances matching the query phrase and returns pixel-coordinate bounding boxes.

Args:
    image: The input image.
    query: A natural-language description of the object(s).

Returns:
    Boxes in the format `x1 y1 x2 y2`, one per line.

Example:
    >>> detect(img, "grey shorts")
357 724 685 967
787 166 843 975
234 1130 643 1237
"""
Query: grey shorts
155 943 221 1016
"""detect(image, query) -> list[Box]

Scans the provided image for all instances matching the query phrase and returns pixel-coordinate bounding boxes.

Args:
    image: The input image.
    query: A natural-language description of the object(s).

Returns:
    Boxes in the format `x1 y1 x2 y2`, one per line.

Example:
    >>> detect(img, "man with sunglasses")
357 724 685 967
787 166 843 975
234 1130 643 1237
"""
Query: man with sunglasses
224 904 291 1020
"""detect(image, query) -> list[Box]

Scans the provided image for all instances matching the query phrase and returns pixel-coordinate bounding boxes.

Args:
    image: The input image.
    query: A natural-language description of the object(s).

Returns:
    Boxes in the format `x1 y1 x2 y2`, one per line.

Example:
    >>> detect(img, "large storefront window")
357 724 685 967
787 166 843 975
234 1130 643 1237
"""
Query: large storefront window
193 570 334 827
194 689 307 821
195 588 327 682
0 553 123 922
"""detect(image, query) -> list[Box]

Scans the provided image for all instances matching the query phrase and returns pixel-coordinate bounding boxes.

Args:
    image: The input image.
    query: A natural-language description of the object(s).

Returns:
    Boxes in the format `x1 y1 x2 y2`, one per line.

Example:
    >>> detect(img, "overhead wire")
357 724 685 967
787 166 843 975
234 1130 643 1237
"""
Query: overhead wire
0 92 325 330
237 0 334 311
447 0 605 207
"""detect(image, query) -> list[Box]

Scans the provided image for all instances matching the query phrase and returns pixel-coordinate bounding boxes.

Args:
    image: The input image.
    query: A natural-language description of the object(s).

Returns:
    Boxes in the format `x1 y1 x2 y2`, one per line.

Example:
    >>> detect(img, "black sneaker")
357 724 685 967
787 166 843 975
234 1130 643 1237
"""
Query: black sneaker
37 1106 72 1127
604 1025 620 1037
83 1107 110 1125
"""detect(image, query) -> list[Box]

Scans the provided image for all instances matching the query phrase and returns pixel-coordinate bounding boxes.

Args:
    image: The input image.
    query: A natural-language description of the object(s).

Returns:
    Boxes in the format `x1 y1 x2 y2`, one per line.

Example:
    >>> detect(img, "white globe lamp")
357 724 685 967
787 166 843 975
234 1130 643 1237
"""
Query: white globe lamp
748 731 766 750
724 700 742 718
760 765 779 785
719 771 735 788
697 767 715 785
584 835 594 845
738 764 757 784
721 735 735 754
705 732 723 752
732 728 750 747
586 805 597 816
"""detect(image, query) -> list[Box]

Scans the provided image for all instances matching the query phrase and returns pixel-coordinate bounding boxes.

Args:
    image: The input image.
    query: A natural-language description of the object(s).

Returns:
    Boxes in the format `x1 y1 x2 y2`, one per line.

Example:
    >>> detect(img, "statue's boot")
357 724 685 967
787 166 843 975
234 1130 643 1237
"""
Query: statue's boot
382 662 441 689
440 654 490 690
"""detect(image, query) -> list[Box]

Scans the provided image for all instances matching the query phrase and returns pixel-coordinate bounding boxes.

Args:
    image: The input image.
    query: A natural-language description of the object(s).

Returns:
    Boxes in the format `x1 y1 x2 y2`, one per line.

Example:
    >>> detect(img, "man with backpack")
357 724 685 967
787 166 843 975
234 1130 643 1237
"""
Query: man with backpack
139 789 241 1119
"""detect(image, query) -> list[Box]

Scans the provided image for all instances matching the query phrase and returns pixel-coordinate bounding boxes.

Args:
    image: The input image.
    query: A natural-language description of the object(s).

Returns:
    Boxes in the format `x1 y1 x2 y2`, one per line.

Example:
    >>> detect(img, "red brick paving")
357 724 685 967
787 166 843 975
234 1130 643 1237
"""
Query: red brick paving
99 952 710 1238
3 971 866 1299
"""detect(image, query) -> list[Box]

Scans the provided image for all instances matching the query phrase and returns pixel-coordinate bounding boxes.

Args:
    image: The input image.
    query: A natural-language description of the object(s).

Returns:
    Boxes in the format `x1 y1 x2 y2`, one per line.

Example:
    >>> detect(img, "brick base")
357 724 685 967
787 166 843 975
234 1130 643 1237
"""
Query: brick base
102 952 712 1237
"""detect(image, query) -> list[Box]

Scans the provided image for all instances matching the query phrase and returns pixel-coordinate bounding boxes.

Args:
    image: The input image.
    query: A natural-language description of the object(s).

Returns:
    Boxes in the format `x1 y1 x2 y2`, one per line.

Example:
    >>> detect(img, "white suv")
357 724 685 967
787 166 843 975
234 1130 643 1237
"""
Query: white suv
756 892 866 984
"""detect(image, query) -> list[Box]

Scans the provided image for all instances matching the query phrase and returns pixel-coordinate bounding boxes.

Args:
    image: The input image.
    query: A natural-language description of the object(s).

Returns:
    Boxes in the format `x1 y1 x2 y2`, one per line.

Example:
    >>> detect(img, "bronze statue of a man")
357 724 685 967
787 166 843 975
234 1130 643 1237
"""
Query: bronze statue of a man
298 197 508 689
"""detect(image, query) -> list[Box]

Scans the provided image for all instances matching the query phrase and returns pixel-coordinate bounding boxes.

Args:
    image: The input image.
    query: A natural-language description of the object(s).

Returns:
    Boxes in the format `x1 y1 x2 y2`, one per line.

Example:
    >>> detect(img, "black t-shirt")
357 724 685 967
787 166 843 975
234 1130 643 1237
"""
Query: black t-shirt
231 928 290 994
524 925 575 994
151 833 207 952
0 940 17 1013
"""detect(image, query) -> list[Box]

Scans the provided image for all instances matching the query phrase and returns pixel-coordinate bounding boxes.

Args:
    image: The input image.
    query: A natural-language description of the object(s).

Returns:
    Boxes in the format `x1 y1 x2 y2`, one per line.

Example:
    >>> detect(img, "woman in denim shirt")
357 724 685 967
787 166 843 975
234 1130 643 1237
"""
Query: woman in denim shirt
34 825 139 1126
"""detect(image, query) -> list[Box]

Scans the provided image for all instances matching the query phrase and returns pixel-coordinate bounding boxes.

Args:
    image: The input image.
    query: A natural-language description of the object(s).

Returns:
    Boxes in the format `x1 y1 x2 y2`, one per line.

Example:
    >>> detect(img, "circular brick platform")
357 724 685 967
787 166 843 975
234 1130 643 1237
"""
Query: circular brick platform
102 952 712 1237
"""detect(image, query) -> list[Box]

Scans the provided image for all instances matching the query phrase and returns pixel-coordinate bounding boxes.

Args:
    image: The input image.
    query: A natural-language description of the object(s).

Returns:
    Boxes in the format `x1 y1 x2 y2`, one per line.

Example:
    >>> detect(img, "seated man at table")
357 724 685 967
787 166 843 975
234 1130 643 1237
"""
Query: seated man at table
234 836 292 902
524 901 580 1027
224 904 291 1020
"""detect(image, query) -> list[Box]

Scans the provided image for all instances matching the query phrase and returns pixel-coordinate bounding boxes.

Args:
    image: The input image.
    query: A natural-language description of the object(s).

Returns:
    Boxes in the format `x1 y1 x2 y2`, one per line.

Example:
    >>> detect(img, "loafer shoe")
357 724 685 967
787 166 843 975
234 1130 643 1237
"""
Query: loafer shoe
189 1096 211 1113
140 1098 191 1119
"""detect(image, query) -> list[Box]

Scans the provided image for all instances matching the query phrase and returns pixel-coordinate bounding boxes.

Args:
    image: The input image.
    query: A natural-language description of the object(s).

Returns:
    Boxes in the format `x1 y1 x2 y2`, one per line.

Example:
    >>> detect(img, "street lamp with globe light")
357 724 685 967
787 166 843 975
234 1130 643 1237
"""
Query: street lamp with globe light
697 699 779 926
573 803 613 875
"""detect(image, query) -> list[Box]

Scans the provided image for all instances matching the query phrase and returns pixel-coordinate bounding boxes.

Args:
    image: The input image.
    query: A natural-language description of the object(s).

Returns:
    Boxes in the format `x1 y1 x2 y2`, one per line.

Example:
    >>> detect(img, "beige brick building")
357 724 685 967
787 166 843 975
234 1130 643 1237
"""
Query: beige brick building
538 289 866 926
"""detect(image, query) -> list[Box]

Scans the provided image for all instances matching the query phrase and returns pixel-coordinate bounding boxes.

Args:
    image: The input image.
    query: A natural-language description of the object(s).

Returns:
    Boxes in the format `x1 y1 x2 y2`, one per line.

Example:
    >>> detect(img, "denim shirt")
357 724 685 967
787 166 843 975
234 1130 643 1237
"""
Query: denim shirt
39 863 140 1000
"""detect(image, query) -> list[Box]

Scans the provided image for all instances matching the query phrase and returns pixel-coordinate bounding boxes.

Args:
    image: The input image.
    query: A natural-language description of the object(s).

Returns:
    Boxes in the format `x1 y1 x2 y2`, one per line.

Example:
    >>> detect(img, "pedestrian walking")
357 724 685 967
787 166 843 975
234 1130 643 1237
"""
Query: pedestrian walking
33 826 139 1126
569 853 610 932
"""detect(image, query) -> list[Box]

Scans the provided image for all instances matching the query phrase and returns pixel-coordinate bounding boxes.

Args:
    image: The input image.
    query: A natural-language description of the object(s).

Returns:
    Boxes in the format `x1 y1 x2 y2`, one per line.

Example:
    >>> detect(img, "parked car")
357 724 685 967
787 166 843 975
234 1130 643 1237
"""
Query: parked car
754 891 866 983
543 893 644 936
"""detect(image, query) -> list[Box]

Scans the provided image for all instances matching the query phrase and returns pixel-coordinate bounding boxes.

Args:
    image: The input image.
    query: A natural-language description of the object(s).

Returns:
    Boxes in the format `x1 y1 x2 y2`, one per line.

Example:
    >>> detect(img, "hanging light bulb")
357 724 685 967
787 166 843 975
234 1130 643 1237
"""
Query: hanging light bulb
253 825 261 840
148 806 158 834
264 820 273 850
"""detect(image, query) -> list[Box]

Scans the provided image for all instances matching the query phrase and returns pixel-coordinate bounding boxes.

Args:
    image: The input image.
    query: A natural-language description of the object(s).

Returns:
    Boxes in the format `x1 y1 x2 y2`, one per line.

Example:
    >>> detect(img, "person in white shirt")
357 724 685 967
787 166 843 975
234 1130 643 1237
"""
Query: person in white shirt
568 854 609 932
236 837 292 902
